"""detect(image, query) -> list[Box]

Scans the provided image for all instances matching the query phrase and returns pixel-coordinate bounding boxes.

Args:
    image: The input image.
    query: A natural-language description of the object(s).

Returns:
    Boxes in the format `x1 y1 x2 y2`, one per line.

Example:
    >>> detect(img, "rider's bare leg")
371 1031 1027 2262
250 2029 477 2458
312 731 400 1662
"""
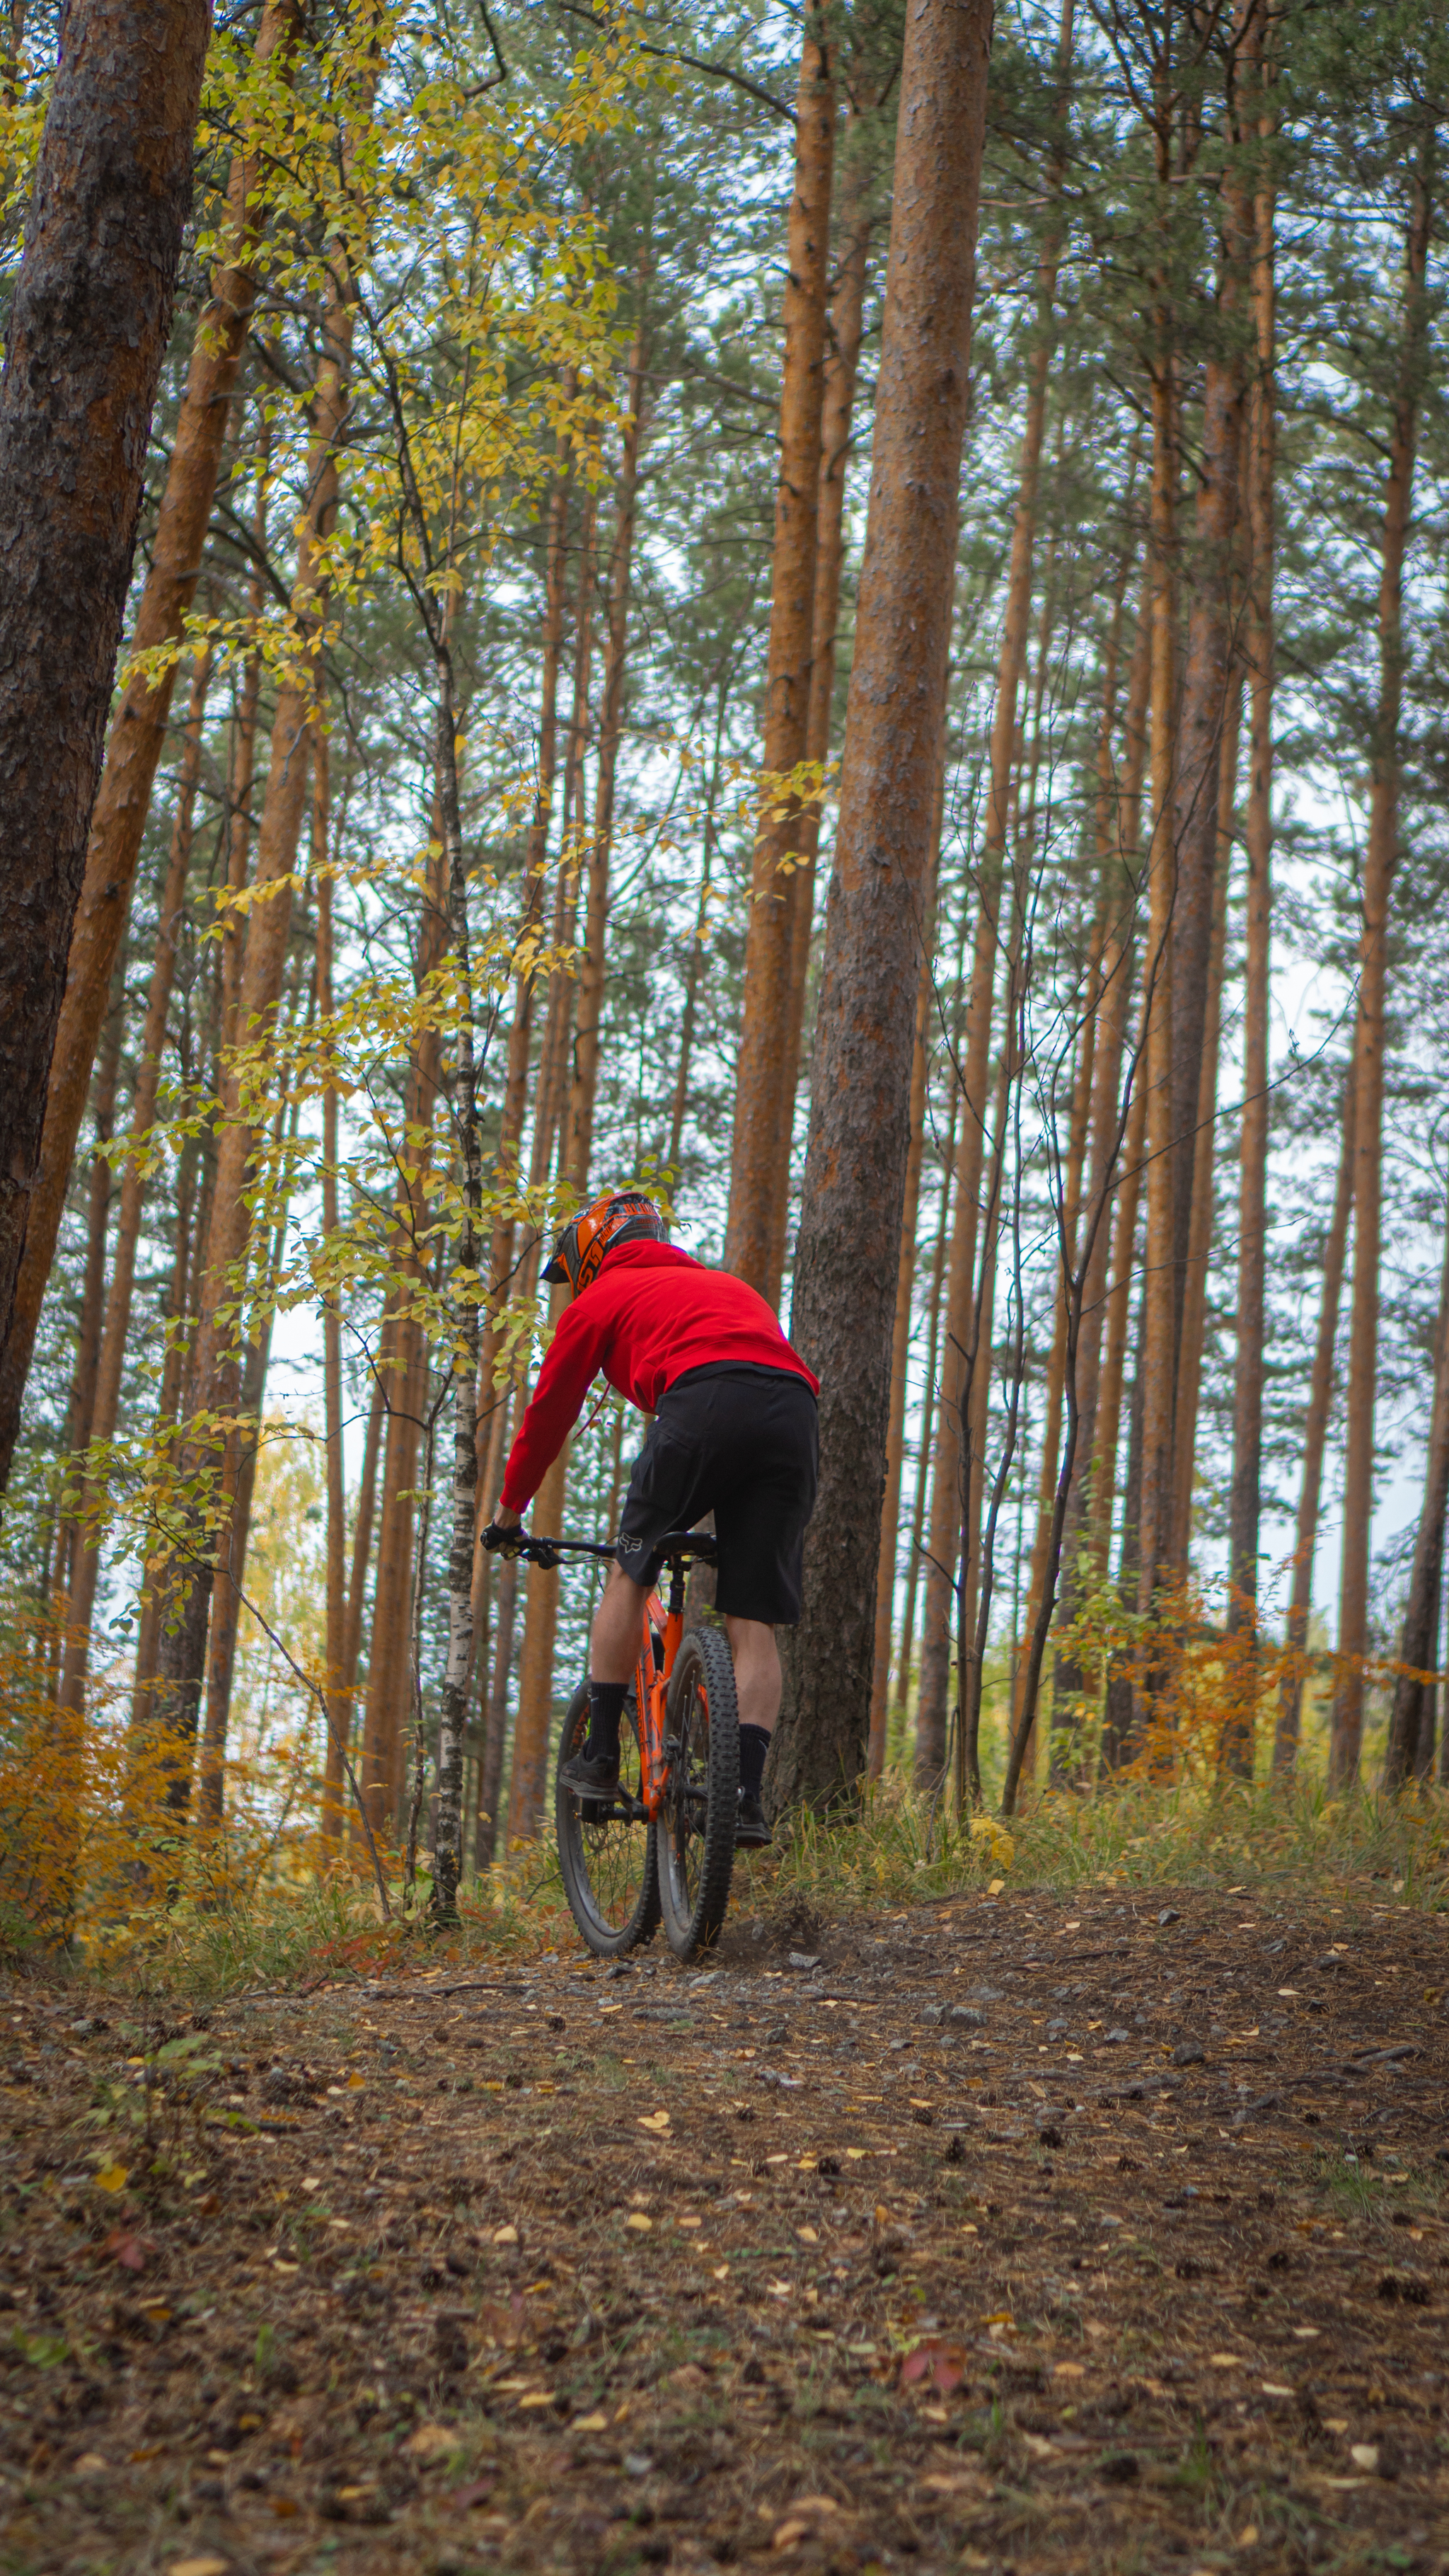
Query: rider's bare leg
723 1616 781 1735
589 1558 648 1686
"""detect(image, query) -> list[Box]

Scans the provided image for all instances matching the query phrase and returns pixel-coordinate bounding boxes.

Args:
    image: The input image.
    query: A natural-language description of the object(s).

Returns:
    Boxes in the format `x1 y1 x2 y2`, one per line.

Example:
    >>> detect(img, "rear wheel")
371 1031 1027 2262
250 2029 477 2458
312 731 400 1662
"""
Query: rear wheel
659 1628 739 1960
555 1681 661 1957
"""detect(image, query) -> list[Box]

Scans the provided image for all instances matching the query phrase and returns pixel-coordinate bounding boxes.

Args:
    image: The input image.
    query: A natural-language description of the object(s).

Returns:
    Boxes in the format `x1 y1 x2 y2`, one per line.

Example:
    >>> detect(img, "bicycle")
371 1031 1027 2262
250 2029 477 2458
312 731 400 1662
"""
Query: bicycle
482 1526 739 1962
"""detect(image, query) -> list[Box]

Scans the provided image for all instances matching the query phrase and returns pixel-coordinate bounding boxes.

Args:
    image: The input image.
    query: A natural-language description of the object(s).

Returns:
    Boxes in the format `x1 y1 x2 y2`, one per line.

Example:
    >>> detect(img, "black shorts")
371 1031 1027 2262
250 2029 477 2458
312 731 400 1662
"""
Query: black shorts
616 1364 819 1626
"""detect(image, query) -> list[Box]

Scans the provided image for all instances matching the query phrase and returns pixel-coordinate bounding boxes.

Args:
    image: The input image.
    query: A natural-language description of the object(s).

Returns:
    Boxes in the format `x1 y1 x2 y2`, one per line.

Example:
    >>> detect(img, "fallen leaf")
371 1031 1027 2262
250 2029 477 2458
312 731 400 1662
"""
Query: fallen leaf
519 2392 554 2410
73 2452 108 2475
170 2561 231 2576
625 2212 653 2233
1350 2444 1380 2472
1052 2362 1085 2379
452 2476 497 2509
94 2163 127 2195
901 2337 967 2395
404 2424 461 2463
797 2226 819 2245
104 2230 154 2274
1022 2433 1058 2459
1237 2527 1259 2549
1208 2354 1244 2369
347 2071 365 2089
637 2110 671 2132
1261 2384 1293 2398
572 2412 608 2433
492 2224 518 2246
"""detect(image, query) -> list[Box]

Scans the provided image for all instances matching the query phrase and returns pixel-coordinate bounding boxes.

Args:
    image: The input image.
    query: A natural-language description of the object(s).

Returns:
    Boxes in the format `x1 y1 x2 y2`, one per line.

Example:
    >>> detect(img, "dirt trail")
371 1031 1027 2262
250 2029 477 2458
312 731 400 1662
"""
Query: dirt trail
1 1887 1446 2575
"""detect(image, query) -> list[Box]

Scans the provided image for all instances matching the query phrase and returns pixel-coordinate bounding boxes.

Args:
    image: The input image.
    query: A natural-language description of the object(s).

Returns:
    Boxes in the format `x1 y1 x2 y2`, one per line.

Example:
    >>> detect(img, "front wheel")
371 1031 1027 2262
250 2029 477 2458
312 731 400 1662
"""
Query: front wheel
555 1681 661 1957
659 1628 739 1960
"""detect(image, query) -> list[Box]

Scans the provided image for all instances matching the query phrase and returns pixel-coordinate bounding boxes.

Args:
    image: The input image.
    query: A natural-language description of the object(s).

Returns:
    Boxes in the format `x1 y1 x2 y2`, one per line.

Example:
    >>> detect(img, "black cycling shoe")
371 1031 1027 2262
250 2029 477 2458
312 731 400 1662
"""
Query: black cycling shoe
735 1790 771 1850
560 1750 621 1803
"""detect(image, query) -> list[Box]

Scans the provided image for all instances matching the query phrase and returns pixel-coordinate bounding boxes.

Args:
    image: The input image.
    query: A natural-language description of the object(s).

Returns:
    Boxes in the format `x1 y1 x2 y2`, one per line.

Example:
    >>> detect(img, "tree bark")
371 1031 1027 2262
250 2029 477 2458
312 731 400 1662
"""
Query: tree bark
867 838 937 1776
1227 13 1276 1679
767 128 874 1299
891 1072 957 1744
1050 554 1148 1756
503 325 650 1848
725 20 835 1304
1385 1192 1449 1789
1170 672 1240 1581
562 310 649 1198
0 0 295 1490
151 153 367 1809
1275 1066 1355 1772
1330 123 1434 1788
1137 317 1178 1636
911 0 1072 1780
773 0 993 1812
58 644 212 1720
430 633 484 1925
316 734 350 1840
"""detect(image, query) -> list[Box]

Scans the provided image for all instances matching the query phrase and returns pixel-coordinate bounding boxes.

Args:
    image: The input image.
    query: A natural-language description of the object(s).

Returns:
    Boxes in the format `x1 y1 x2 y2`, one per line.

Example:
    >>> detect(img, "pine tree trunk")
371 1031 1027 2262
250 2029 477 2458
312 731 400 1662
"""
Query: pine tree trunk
1385 1192 1449 1789
1275 1066 1354 1772
130 1129 200 1730
767 138 874 1297
1165 307 1247 1531
1227 18 1276 1678
891 1079 957 1744
61 972 127 1511
775 0 993 1813
1170 674 1240 1581
196 952 312 1828
910 0 1071 1780
1330 126 1435 1788
220 451 271 1054
151 168 366 1810
0 0 294 1489
59 646 212 1720
1016 919 1102 1775
725 23 835 1304
867 842 938 1776
1137 322 1178 1636
562 312 649 1198
1050 553 1149 1757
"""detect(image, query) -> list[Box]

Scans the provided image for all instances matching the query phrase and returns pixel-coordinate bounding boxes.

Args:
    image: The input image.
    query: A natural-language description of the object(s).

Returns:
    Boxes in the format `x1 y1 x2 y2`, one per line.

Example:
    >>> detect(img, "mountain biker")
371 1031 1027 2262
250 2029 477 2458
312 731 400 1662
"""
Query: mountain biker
482 1188 819 1848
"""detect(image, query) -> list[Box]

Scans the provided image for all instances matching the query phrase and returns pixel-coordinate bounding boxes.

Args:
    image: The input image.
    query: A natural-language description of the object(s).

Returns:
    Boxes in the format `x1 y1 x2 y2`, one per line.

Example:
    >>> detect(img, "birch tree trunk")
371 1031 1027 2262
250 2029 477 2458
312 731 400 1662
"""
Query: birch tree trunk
431 638 483 1925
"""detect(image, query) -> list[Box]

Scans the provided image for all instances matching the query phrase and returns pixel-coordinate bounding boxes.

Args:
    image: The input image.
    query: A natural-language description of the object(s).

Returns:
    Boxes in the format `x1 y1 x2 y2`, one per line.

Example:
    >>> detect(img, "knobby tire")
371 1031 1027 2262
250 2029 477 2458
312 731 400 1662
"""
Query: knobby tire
659 1626 739 1959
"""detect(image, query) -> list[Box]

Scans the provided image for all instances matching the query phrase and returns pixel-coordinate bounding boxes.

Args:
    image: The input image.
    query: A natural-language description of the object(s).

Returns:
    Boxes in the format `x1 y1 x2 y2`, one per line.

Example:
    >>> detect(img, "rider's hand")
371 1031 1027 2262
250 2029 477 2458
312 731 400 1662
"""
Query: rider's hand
482 1502 524 1559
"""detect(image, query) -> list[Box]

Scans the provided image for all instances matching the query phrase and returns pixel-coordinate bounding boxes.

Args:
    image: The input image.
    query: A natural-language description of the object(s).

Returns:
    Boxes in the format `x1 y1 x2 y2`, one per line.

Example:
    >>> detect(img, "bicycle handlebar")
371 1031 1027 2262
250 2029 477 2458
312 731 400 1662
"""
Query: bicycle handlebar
480 1524 717 1572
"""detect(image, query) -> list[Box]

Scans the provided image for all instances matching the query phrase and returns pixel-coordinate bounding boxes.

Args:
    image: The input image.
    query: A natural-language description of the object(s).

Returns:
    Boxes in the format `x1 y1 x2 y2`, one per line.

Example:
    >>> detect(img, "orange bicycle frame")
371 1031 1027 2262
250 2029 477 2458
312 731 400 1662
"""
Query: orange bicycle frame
635 1562 687 1818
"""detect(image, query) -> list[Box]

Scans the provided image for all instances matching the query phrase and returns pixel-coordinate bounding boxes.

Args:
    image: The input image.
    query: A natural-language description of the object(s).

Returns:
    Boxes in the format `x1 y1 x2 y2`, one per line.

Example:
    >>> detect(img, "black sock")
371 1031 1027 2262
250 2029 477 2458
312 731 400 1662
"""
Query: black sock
584 1681 627 1766
739 1724 770 1799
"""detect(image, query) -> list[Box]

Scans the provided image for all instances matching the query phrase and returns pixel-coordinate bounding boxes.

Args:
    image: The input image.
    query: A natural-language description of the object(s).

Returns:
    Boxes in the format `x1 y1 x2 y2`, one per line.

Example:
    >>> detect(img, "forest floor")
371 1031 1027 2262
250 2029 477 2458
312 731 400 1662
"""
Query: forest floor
1 1883 1447 2576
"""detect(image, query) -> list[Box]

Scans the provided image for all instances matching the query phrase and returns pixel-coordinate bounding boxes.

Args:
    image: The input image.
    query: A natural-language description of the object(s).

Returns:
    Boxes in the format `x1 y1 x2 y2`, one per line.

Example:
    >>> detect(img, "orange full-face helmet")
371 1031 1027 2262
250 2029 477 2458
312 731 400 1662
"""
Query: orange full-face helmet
542 1190 666 1295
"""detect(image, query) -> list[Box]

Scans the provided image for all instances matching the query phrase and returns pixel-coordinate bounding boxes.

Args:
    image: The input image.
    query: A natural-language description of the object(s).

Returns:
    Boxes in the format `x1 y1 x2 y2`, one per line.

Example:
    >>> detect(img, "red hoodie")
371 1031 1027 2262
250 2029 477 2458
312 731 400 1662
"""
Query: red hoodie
500 1241 819 1512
